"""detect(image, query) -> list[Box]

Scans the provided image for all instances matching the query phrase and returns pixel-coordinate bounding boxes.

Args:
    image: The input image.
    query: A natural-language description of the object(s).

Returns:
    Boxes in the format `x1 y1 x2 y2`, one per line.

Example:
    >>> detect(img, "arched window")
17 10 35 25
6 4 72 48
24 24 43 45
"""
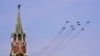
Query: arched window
23 34 26 41
16 53 24 56
14 34 16 40
18 34 21 40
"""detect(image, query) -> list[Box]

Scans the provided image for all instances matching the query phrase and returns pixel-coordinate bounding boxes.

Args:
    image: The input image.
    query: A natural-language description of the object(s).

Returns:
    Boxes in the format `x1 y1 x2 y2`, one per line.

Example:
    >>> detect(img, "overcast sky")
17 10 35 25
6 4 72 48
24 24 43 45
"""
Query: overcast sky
0 0 100 56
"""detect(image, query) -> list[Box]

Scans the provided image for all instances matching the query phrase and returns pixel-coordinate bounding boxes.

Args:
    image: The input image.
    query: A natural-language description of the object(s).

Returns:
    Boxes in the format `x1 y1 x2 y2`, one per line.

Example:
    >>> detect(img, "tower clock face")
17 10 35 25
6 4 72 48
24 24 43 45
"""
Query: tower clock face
16 53 24 56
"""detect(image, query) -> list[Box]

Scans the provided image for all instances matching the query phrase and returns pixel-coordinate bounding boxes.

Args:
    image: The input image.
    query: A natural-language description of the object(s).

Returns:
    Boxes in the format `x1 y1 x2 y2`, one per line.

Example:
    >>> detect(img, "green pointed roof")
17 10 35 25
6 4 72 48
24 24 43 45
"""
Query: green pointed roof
15 4 23 33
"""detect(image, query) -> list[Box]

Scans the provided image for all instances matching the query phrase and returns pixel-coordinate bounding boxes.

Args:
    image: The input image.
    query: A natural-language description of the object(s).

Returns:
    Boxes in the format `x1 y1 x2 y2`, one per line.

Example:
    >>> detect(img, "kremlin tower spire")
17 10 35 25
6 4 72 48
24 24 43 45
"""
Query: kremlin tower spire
15 4 23 33
10 4 27 56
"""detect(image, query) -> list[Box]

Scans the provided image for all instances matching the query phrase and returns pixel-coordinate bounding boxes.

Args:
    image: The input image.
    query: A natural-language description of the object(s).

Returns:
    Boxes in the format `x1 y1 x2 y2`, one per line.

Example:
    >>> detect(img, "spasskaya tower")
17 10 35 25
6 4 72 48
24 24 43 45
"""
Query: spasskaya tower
10 4 27 56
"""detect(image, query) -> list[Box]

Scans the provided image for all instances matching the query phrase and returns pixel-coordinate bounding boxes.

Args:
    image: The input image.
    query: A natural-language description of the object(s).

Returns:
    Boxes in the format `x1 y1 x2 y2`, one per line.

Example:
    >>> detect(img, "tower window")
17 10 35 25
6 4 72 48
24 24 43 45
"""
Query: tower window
14 34 16 40
23 34 26 41
18 34 21 40
16 53 24 56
